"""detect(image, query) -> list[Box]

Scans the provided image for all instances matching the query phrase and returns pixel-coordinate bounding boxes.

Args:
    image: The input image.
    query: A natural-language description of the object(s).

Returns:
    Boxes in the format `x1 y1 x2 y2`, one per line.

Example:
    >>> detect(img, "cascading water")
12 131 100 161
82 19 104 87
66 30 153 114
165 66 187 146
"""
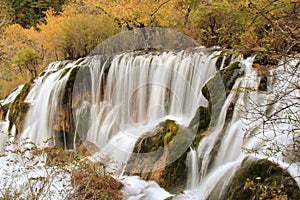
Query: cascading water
187 146 199 189
21 61 78 147
0 84 24 152
1 46 299 199
175 57 300 199
71 49 220 169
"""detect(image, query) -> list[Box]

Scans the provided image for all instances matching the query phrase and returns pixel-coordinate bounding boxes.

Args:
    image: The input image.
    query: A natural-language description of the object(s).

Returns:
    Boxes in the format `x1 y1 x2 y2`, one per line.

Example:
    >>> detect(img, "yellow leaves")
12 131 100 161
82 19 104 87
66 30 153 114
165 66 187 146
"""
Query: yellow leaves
251 46 268 52
56 14 119 58
1 24 35 61
0 0 9 28
0 1 122 97
84 0 184 28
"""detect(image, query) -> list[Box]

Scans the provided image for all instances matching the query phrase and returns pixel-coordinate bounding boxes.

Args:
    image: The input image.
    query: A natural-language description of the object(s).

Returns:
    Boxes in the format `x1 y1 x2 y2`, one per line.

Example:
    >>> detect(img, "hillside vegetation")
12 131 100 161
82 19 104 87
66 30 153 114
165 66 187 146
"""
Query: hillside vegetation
0 0 299 98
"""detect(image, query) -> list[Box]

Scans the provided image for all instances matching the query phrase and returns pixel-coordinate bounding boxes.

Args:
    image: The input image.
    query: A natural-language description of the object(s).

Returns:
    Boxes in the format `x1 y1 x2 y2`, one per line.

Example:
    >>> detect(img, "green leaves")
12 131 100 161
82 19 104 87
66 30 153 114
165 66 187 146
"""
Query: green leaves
13 48 40 78
8 0 66 29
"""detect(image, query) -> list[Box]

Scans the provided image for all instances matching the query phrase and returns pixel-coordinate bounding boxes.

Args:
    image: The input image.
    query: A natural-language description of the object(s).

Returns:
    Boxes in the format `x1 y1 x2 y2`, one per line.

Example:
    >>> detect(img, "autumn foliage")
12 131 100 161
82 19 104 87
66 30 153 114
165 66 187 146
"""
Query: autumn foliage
0 0 299 98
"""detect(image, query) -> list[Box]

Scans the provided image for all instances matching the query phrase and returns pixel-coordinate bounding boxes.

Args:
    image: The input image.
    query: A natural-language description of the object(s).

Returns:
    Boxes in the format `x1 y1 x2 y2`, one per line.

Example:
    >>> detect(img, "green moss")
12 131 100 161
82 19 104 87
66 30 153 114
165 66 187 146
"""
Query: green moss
215 50 233 70
8 82 32 133
225 158 300 200
222 61 242 91
163 119 179 145
126 120 192 193
189 106 210 148
132 119 180 153
192 133 203 148
59 68 71 80
18 82 31 101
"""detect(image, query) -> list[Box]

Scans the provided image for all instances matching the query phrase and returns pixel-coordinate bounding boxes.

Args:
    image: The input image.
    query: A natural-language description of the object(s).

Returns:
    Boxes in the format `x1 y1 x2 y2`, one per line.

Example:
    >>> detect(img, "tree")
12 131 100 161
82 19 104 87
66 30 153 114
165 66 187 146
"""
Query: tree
13 48 40 78
7 0 66 29
83 0 188 29
37 4 120 60
0 0 12 28
186 0 300 57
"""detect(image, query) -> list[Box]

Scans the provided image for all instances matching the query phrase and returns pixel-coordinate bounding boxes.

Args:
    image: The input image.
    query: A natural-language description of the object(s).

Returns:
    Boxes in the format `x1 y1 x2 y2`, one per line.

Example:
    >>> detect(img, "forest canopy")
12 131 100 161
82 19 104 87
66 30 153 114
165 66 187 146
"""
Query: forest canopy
0 0 299 98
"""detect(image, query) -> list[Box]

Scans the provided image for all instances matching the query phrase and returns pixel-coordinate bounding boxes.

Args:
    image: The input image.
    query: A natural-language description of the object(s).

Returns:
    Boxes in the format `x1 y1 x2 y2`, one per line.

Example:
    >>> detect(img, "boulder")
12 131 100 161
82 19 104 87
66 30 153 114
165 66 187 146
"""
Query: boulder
224 158 300 200
125 119 194 193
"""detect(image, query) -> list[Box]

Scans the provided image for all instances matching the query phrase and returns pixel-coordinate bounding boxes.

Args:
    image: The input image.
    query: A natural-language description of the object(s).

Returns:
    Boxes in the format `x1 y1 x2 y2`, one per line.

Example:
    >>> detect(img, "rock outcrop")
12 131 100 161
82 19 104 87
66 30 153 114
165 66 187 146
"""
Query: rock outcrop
126 119 194 193
8 83 31 134
189 60 243 147
224 158 300 200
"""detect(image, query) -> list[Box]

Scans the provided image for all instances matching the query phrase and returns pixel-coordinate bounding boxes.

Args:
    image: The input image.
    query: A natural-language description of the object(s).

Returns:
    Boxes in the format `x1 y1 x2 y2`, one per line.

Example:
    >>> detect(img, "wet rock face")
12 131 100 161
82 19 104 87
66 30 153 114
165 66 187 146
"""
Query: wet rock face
224 158 300 200
189 61 243 148
0 103 9 121
126 119 194 193
53 106 74 149
8 83 31 134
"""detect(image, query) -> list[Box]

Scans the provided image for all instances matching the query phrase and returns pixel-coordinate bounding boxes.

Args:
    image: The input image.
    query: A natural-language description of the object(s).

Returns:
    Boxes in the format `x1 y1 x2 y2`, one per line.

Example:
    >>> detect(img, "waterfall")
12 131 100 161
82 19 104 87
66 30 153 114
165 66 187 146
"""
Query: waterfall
21 61 79 147
0 47 218 167
187 146 199 189
1 46 299 199
177 57 300 199
0 84 24 152
70 49 219 169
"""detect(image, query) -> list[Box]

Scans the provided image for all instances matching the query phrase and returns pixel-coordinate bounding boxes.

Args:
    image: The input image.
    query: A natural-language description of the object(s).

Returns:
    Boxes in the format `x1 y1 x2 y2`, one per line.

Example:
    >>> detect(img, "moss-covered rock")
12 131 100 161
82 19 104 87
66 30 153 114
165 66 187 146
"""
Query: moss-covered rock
190 61 243 147
0 103 10 120
215 50 233 70
224 158 300 200
189 106 210 147
126 119 194 193
202 61 242 125
8 83 31 134
61 66 80 106
222 61 242 91
55 65 92 149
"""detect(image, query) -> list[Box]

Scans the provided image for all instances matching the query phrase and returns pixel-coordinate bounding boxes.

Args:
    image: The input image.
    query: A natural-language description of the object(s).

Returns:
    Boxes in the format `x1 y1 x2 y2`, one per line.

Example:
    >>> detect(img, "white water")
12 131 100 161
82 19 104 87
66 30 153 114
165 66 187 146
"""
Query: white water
179 57 300 199
187 146 199 189
0 122 8 153
0 84 24 153
71 49 219 170
121 175 173 200
0 84 24 105
21 61 77 146
1 48 221 199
